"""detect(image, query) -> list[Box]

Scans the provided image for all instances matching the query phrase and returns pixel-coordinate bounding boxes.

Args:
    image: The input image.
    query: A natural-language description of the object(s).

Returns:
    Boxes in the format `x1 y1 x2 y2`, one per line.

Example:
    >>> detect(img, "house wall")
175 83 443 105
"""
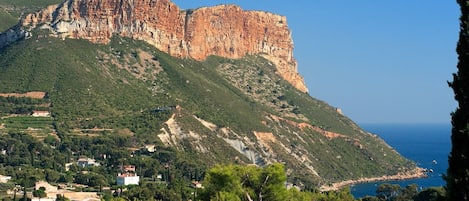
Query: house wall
117 176 139 186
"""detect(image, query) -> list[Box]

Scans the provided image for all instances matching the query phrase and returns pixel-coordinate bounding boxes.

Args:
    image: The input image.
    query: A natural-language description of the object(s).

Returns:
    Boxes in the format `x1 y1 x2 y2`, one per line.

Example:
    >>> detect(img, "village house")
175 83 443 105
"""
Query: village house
116 173 140 186
144 144 156 153
191 181 203 189
117 165 139 186
65 158 100 171
77 157 100 168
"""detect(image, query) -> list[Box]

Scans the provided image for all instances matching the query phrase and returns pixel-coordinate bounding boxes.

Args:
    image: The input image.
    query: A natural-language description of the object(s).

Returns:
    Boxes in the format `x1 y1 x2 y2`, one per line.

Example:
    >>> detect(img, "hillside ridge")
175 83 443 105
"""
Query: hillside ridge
0 1 420 189
0 0 308 93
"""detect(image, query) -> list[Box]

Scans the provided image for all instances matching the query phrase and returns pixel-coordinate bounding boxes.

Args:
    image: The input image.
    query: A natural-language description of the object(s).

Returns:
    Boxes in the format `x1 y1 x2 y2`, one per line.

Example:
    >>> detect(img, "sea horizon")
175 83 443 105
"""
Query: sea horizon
351 123 451 198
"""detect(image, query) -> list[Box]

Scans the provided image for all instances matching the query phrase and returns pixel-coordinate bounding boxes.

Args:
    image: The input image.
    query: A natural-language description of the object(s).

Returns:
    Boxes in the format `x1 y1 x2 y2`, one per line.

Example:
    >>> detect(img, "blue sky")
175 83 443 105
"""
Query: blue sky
173 1 459 124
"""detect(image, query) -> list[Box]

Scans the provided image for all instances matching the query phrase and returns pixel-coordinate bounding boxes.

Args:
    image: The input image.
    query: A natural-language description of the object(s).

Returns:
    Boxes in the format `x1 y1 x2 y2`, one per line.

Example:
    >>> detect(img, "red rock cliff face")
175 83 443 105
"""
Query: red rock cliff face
21 0 308 92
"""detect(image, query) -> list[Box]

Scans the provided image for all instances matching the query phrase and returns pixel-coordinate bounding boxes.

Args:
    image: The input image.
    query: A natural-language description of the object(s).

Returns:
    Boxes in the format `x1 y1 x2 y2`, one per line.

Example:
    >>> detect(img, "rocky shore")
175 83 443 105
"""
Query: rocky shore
319 167 428 192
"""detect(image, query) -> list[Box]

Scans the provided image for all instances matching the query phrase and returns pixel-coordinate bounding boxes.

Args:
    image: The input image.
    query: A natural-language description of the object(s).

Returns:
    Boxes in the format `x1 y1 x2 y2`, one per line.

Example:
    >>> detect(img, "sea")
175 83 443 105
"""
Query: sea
350 123 451 199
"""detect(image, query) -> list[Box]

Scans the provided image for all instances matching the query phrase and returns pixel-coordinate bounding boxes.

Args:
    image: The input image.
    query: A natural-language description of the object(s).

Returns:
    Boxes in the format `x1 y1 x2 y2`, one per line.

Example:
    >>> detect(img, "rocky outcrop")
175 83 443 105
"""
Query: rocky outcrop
4 0 308 92
319 167 427 192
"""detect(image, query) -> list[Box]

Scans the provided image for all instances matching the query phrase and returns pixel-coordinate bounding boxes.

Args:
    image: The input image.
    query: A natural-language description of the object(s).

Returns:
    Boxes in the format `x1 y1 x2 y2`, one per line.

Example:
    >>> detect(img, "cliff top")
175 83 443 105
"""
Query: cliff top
1 0 308 92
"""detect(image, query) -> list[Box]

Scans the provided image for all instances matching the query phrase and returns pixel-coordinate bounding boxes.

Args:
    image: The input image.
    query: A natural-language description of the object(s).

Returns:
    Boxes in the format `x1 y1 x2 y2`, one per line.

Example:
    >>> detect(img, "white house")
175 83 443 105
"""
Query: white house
116 173 140 186
191 181 203 189
77 158 100 168
156 174 163 180
144 144 156 153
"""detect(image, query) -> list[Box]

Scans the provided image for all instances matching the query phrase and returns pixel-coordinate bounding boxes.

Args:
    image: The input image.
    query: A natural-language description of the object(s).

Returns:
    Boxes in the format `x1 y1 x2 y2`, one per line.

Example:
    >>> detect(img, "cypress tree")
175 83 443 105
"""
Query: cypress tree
446 0 469 200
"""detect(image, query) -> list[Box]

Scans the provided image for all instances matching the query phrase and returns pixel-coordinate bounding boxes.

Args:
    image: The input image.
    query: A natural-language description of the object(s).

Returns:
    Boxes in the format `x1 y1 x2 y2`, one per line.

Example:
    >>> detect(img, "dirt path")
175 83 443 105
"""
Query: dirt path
0 91 46 99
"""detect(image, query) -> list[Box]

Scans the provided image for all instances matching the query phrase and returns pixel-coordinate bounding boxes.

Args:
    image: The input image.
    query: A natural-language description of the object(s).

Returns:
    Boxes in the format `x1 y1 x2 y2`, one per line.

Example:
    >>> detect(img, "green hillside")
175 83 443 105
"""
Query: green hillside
0 28 417 189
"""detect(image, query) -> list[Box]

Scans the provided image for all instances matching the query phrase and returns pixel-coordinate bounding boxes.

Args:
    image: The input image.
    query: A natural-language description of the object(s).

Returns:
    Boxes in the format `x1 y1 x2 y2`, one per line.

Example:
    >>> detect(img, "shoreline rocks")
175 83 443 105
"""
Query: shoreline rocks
319 167 428 192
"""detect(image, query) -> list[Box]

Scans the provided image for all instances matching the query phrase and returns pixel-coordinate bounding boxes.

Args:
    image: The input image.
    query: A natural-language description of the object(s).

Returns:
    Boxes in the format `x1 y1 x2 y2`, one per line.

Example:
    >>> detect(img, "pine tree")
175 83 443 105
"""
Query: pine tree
446 0 469 200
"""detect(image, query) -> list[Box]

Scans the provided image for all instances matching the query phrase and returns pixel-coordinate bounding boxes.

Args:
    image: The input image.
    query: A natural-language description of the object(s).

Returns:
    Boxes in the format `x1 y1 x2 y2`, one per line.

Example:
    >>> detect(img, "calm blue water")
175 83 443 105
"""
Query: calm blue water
350 123 451 199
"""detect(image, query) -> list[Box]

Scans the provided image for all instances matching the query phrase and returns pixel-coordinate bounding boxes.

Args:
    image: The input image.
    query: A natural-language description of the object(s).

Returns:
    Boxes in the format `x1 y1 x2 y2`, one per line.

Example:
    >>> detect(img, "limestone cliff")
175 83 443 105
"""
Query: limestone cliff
4 0 308 92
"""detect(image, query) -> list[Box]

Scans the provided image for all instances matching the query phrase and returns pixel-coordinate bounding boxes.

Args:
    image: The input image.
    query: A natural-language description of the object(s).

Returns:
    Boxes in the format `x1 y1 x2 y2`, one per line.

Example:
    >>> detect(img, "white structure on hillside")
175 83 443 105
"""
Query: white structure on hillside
77 157 100 168
117 164 139 186
144 144 156 153
191 181 203 189
117 173 140 186
65 158 101 171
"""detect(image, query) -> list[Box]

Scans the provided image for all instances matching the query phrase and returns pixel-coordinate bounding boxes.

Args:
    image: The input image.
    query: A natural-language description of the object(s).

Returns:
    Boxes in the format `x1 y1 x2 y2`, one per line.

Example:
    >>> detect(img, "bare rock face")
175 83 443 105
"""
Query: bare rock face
17 0 308 92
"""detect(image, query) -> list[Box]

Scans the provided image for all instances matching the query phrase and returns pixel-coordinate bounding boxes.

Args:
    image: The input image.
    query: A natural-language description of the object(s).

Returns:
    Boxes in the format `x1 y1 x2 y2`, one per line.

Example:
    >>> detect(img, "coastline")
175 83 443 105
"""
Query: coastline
319 167 427 192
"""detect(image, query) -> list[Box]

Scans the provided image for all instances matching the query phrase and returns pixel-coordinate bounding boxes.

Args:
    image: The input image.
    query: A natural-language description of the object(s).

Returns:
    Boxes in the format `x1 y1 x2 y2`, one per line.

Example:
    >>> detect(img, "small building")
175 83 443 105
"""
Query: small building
156 174 163 180
117 164 139 186
191 181 203 189
77 158 100 168
335 108 343 115
31 111 50 117
116 173 140 186
145 144 156 153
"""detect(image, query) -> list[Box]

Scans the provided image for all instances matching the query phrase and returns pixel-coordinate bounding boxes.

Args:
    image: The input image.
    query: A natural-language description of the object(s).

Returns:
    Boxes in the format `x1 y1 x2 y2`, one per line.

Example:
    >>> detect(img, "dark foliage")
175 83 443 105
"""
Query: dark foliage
446 0 469 200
